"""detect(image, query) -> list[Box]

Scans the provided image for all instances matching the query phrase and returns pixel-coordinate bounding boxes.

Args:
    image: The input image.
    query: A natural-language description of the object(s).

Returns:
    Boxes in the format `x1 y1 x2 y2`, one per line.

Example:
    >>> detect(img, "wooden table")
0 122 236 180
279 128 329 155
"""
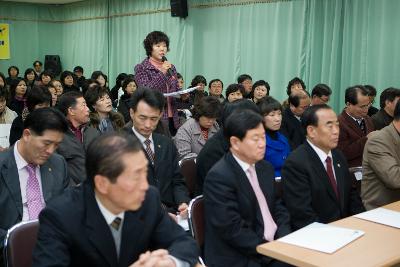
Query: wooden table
257 201 400 267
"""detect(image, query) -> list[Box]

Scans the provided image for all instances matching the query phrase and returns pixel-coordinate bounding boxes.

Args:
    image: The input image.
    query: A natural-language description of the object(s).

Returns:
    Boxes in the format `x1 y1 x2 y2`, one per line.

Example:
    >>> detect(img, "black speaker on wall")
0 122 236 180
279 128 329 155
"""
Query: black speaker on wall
170 0 188 18
44 55 62 77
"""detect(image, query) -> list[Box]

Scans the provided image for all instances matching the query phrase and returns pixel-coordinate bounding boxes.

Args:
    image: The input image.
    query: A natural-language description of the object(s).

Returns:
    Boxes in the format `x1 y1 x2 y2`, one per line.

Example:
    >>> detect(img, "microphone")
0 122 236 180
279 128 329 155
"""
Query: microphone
161 56 174 77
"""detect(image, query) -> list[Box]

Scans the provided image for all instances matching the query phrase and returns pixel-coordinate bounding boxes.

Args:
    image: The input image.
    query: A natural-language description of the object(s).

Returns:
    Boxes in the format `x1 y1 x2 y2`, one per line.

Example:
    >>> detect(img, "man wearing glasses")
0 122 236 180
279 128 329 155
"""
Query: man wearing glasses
337 85 375 168
311 83 332 105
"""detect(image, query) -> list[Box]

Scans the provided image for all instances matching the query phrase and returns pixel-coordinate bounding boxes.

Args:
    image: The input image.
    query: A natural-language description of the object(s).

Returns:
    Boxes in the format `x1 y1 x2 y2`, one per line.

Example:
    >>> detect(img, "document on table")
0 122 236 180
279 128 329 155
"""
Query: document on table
278 222 364 254
354 208 400 228
0 124 11 148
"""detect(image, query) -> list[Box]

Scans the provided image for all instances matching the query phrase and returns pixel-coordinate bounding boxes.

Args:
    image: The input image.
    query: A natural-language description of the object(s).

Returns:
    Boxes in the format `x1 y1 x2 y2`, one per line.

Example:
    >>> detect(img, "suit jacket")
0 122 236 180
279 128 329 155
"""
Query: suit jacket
32 184 199 267
282 142 365 230
204 152 291 267
361 124 400 210
0 146 68 245
371 109 393 130
337 110 374 167
280 107 305 150
126 128 190 210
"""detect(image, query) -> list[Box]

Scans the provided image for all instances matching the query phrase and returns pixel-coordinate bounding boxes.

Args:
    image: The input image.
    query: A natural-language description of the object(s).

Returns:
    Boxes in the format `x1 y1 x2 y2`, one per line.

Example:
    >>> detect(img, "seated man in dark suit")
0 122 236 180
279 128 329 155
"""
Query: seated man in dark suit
32 133 199 267
204 109 291 267
126 88 190 217
0 108 69 262
371 87 400 130
282 105 365 231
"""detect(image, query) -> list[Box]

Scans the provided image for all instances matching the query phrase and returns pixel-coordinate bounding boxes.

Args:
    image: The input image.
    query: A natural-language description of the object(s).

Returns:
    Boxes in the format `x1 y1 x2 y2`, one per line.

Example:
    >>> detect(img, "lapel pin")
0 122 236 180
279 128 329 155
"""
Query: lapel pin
48 167 52 172
158 145 161 148
337 164 340 168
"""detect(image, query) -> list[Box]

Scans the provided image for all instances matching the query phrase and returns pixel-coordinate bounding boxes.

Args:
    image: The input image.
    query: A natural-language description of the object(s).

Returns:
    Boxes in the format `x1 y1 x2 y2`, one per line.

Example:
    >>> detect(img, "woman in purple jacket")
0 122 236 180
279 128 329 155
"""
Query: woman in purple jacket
134 31 180 136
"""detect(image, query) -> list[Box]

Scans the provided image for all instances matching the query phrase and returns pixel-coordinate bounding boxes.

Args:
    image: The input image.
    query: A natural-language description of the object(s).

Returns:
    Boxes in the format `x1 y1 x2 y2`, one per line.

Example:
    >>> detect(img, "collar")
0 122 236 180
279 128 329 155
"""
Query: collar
14 140 33 170
232 152 254 173
131 126 153 144
345 111 363 123
95 193 125 225
307 139 332 163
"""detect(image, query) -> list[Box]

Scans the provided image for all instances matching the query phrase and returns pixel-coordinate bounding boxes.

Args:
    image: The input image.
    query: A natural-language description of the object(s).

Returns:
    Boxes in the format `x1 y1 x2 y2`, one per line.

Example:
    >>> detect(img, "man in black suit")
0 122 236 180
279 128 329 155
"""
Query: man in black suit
204 109 291 267
126 88 190 217
32 133 199 267
0 108 69 263
282 104 365 231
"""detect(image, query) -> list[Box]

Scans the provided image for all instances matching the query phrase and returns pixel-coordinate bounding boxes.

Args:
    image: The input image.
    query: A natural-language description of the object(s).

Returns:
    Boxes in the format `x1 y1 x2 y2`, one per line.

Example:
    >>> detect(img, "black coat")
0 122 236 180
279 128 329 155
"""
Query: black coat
280 107 305 150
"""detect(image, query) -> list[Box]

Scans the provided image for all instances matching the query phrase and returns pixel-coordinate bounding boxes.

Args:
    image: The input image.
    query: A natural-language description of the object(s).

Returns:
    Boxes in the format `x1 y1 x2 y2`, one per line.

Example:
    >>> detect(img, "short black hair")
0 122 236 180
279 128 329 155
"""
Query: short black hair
24 68 37 80
345 85 368 105
121 75 137 94
364 85 377 97
0 86 8 101
129 87 165 112
190 75 207 87
289 91 310 107
8 66 19 76
251 80 270 96
257 96 282 116
208 79 223 89
143 31 170 57
82 79 100 95
221 98 259 127
225 83 245 98
33 60 42 67
286 77 306 96
393 100 400 121
91 71 108 84
27 86 52 112
237 74 252 84
0 72 6 88
56 91 83 116
224 109 264 142
40 70 53 80
9 78 26 99
73 66 84 73
311 83 332 97
60 71 76 85
301 104 332 132
379 87 400 109
84 84 109 112
23 107 68 135
192 96 222 121
86 132 143 185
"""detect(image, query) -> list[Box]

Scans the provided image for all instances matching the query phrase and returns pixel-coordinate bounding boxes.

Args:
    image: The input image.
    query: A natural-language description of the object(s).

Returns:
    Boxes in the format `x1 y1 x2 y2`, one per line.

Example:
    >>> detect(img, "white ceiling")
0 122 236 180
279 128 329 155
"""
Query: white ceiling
2 0 84 4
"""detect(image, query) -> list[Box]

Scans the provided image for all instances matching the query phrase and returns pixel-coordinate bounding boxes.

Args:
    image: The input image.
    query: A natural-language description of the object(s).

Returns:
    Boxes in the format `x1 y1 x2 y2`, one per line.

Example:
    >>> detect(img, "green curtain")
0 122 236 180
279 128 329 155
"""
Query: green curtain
1 0 400 112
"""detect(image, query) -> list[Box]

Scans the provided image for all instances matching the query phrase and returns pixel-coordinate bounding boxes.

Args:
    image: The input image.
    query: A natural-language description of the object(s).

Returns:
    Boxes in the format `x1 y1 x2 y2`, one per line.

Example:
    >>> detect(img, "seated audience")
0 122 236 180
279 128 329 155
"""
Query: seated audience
282 77 306 108
208 78 225 103
91 70 109 90
9 86 52 146
52 79 64 96
365 84 379 117
189 75 208 104
85 85 125 133
251 80 270 103
0 72 6 91
362 101 400 210
82 78 100 95
337 85 375 167
126 88 190 215
33 60 42 79
237 73 253 98
175 73 193 126
73 66 86 90
7 77 27 116
6 66 20 86
35 70 52 87
258 97 290 178
60 70 79 93
0 87 17 124
56 91 100 185
174 96 222 160
280 90 310 150
110 72 128 106
204 109 291 267
371 87 400 130
24 68 37 90
32 133 199 267
311 83 331 105
0 108 68 257
117 75 137 123
282 104 365 230
225 83 245 103
47 81 58 106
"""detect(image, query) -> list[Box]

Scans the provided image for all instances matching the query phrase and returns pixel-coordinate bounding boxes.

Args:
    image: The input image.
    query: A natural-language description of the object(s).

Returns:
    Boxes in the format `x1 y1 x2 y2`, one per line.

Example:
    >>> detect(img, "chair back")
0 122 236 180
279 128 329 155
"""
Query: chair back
179 157 197 198
4 220 39 267
188 195 204 248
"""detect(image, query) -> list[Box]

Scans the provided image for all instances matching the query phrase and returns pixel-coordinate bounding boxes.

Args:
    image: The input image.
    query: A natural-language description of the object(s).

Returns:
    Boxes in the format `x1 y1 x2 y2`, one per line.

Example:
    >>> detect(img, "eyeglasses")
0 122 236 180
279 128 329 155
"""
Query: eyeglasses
357 103 371 109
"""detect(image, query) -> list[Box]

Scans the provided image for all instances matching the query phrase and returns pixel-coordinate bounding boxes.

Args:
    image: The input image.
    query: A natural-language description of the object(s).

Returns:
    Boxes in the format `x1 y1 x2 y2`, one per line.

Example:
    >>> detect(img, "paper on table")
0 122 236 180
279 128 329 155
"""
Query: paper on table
177 214 189 231
354 208 400 228
163 86 199 98
278 222 364 254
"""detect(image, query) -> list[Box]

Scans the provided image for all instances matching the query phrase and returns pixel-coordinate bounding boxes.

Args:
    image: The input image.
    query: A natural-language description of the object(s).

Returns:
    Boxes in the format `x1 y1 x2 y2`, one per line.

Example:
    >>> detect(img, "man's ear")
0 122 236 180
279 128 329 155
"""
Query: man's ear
94 175 110 195
21 128 32 141
230 136 240 152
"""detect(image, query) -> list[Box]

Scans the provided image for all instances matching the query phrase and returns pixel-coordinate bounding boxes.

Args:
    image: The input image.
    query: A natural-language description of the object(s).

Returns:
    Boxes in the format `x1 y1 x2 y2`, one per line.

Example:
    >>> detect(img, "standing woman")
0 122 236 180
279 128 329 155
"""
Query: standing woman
7 78 27 116
60 70 79 93
134 31 180 135
24 68 37 90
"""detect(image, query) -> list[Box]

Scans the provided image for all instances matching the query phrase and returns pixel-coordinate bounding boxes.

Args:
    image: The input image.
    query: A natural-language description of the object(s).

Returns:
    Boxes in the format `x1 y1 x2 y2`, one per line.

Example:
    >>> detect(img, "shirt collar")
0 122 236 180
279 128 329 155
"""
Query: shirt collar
131 126 153 144
307 139 332 163
346 111 363 123
95 193 125 225
14 141 31 171
232 152 254 173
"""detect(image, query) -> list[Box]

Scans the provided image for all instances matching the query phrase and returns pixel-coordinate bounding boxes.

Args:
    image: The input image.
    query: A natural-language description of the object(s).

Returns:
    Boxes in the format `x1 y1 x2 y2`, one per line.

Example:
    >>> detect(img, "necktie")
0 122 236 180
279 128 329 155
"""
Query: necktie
247 165 277 241
144 139 155 165
325 156 339 199
110 217 122 231
26 164 44 220
358 119 366 134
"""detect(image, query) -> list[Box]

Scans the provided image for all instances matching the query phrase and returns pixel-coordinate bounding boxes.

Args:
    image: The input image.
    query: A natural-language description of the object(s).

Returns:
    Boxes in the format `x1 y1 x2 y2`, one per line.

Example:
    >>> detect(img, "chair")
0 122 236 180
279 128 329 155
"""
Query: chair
179 157 197 198
3 220 39 267
188 195 204 248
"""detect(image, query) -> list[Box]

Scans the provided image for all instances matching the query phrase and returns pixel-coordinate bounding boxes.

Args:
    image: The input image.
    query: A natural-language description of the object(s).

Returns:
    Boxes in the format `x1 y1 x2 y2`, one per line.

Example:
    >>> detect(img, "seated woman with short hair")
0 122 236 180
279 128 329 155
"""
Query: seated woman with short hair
174 96 222 160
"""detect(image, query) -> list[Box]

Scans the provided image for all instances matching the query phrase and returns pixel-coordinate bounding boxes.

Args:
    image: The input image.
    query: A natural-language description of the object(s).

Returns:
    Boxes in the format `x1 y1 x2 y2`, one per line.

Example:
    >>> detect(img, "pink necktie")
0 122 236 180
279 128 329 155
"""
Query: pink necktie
26 164 44 220
247 165 277 241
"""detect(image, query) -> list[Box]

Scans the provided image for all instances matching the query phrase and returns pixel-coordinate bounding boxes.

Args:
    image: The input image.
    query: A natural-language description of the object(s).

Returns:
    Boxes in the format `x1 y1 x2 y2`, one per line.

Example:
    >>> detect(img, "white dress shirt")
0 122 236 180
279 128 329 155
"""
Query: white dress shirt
132 126 155 153
307 139 337 181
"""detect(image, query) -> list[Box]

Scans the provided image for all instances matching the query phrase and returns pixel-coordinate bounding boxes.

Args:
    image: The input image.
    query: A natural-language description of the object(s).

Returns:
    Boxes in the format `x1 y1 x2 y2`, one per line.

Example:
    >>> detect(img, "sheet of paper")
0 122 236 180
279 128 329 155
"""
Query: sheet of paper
278 222 364 254
354 208 400 228
177 214 189 231
163 86 198 98
354 171 363 181
0 124 11 148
